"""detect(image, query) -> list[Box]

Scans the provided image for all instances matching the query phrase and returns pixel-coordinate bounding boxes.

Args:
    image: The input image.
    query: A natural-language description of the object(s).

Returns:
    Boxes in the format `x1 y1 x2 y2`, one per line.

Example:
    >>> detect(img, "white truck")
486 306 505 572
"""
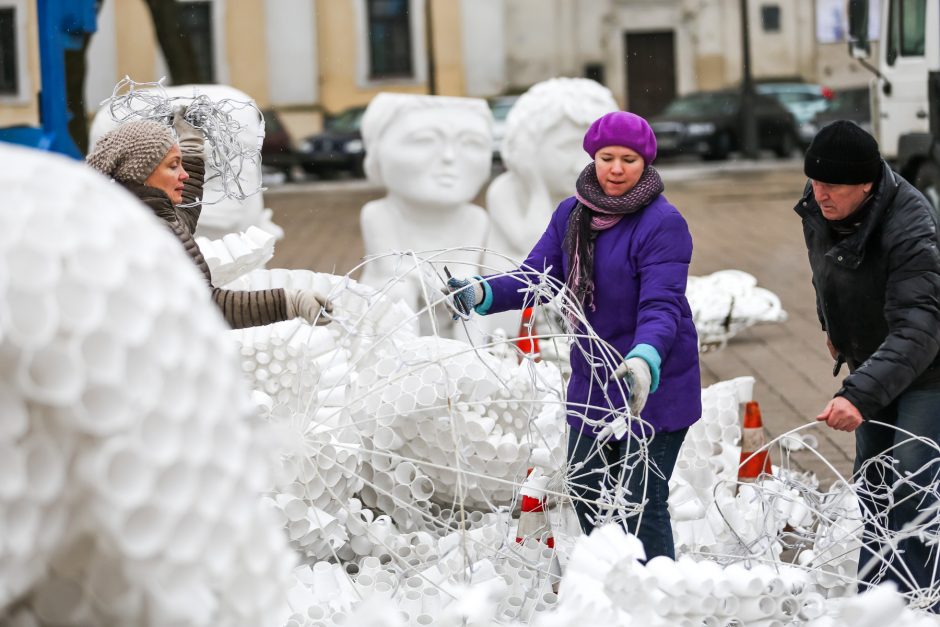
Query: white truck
849 0 940 207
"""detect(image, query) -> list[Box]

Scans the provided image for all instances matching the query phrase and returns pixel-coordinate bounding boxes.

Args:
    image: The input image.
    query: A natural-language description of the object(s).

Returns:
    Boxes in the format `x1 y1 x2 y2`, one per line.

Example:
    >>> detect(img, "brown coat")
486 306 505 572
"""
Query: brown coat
122 155 289 329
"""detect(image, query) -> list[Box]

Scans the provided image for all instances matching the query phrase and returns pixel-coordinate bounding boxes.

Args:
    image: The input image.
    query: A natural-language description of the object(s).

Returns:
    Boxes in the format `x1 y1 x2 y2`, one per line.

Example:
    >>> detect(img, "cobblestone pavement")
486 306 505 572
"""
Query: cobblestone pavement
265 158 855 480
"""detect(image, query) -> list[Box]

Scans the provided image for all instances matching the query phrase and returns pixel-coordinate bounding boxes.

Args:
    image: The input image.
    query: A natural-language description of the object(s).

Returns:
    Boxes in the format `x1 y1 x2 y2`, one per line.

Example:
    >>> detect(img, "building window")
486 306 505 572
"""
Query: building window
584 63 606 86
178 0 216 83
761 5 781 32
0 7 18 95
367 0 413 79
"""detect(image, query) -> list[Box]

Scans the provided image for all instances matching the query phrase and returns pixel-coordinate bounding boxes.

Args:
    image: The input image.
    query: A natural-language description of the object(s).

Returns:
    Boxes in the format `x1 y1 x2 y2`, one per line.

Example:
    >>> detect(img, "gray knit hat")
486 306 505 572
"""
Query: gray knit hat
86 119 177 184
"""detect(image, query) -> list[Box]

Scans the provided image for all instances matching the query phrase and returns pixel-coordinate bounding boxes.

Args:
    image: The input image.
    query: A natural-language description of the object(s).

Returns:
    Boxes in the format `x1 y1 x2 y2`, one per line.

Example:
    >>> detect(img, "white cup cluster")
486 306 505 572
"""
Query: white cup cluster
351 335 567 516
259 398 363 562
686 270 787 350
550 523 934 627
196 225 275 285
668 376 819 565
282 509 563 627
0 145 294 626
801 480 863 598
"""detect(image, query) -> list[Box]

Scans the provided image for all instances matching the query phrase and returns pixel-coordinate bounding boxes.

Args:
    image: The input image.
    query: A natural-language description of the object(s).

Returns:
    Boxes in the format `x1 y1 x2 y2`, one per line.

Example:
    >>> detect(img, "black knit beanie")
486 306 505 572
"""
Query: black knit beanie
804 120 881 184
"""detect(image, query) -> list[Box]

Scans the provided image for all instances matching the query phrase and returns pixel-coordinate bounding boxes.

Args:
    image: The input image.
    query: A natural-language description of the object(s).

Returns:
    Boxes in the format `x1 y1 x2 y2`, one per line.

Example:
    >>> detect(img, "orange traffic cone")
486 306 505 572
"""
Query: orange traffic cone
738 401 773 483
515 467 554 548
515 307 541 363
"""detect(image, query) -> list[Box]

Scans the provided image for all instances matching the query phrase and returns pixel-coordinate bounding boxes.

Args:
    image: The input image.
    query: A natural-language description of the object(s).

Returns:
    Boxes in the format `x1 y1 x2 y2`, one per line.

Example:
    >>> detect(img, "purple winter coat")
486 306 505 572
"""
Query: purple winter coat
482 195 701 437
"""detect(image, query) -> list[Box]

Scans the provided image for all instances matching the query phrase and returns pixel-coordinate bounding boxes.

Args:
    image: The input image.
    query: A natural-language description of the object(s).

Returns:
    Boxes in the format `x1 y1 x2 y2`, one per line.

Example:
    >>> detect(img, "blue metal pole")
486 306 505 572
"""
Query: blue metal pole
33 0 97 158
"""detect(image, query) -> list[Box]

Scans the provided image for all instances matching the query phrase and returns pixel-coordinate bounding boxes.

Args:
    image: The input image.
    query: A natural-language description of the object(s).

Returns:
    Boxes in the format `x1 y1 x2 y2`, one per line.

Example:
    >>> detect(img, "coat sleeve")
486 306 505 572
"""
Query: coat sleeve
631 210 693 360
209 285 291 329
176 153 206 234
481 203 568 315
813 278 827 331
838 198 940 418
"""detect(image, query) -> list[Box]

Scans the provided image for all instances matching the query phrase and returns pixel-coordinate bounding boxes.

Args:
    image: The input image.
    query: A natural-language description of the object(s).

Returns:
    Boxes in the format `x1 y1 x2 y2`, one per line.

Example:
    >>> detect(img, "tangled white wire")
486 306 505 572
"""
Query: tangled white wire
228 249 940 625
102 76 265 205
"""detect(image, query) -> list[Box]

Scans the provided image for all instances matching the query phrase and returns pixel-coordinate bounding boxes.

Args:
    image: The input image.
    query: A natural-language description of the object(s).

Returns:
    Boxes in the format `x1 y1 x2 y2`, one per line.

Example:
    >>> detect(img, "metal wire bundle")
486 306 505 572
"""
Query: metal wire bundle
102 76 265 204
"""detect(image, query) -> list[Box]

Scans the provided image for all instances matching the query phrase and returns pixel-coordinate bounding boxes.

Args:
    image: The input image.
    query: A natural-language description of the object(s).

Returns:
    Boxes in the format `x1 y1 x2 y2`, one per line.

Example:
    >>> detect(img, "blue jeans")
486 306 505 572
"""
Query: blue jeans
854 389 940 608
566 426 688 560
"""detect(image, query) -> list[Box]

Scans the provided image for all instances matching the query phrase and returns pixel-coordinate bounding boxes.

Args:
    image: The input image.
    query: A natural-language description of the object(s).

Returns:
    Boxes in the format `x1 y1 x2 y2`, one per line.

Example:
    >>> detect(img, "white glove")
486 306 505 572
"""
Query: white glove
172 108 205 156
613 357 652 416
286 289 333 326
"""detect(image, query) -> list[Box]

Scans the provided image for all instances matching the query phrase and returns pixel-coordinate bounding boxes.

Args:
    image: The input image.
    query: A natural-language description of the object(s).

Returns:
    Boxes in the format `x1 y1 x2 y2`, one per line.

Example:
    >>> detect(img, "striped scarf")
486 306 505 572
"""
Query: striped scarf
562 163 664 317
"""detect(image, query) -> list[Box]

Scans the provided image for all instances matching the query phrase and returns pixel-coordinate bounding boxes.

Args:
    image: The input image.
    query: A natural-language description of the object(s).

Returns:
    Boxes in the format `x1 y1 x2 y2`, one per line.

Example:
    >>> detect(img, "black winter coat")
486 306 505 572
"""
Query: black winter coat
795 161 940 420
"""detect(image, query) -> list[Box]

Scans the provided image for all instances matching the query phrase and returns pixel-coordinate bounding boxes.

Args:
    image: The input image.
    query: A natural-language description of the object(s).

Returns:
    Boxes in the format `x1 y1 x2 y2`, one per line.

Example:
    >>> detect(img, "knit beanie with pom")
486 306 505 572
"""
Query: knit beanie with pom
86 119 177 184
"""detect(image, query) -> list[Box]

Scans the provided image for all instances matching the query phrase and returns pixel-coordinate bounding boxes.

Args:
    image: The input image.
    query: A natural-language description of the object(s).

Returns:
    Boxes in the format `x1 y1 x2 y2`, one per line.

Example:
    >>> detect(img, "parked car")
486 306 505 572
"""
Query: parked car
488 95 519 162
298 106 367 178
804 86 872 139
260 108 298 178
755 81 834 146
650 89 800 161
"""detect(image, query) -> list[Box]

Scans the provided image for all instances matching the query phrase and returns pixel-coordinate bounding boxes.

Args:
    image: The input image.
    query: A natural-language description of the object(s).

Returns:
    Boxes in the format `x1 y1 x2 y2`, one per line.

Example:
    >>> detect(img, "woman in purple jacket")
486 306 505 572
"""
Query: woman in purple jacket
446 111 701 559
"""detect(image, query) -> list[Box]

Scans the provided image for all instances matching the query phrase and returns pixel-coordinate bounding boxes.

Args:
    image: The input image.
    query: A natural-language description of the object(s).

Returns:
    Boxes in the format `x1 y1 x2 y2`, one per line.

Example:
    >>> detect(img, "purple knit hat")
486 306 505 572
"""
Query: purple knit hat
582 111 657 164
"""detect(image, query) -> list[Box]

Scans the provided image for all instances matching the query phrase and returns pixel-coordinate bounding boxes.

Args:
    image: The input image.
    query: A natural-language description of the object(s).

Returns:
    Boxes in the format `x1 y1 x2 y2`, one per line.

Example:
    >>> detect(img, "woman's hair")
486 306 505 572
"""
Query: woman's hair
86 119 177 184
360 93 492 184
501 78 618 172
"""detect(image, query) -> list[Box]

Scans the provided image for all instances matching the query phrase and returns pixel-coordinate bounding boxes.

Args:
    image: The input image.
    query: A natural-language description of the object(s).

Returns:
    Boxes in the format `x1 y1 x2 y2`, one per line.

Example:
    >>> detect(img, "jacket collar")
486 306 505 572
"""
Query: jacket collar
793 161 900 269
118 180 179 224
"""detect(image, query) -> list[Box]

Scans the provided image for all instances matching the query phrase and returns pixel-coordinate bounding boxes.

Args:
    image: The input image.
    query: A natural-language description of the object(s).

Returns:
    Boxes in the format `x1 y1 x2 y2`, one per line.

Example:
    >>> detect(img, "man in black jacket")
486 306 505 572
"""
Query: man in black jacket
796 121 940 607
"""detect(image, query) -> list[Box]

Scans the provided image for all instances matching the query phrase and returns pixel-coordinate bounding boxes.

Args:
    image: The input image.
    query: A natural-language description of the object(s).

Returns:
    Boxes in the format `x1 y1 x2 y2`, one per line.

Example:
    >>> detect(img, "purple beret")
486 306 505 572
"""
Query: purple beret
582 111 657 164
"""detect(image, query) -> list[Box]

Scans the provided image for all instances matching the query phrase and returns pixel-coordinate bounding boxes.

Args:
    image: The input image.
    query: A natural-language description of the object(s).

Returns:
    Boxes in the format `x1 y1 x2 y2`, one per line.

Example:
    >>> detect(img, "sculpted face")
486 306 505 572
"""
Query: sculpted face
376 108 491 207
536 119 592 197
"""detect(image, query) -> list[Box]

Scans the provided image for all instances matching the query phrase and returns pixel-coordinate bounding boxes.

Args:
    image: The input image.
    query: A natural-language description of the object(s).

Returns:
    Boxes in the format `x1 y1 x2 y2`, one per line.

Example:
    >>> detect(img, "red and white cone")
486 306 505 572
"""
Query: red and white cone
515 307 541 363
515 467 562 591
738 401 773 485
515 467 554 548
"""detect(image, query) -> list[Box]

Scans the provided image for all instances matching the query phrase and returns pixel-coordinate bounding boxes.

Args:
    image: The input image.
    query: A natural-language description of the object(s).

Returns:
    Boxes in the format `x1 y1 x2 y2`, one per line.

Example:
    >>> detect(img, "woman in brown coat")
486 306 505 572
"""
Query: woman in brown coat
87 114 331 329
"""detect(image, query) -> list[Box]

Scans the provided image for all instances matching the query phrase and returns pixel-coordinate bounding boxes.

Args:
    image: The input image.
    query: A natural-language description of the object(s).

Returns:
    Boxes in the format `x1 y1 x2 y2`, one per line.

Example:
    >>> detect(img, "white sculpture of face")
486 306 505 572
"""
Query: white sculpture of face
536 118 593 198
377 107 491 208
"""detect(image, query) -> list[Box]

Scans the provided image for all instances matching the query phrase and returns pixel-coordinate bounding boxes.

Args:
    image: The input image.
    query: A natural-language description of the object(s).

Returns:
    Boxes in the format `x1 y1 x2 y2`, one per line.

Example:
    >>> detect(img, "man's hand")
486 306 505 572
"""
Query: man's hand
816 396 863 432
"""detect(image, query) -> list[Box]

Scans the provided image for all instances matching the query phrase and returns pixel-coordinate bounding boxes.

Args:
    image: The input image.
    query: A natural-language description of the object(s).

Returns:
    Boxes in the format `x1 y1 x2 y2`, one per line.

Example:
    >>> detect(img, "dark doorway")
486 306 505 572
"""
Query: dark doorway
624 31 676 118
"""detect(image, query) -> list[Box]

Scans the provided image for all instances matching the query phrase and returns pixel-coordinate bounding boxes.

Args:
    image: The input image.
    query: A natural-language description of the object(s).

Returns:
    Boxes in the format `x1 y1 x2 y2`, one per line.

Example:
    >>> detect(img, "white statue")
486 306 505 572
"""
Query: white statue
358 92 493 334
482 78 618 334
486 78 619 270
90 82 283 240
